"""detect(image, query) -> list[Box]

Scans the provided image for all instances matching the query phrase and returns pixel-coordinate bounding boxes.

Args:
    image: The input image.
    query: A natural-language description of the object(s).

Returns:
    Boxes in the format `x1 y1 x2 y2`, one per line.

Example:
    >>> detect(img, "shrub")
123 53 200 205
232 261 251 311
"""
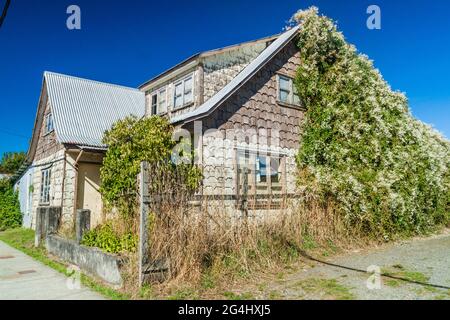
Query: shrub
292 7 450 239
81 221 137 254
0 179 22 231
0 152 26 174
100 115 201 221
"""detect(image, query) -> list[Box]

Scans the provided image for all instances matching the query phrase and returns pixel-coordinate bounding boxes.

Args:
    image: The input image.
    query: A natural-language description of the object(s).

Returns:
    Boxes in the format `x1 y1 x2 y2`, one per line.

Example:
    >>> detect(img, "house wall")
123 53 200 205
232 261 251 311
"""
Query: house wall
144 66 200 118
143 41 272 119
68 151 105 229
26 100 75 229
192 40 304 213
35 101 63 162
13 166 34 228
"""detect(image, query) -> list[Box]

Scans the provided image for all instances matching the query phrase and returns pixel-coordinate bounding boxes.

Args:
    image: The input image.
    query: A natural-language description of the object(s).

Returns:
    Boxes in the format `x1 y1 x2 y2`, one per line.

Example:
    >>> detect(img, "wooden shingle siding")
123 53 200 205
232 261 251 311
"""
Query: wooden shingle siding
35 101 63 162
196 39 303 203
202 40 304 150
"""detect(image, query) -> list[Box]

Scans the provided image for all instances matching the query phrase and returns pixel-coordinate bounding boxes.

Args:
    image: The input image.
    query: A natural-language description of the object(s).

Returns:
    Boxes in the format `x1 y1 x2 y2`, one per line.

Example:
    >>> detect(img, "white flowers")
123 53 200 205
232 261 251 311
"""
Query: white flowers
294 7 450 237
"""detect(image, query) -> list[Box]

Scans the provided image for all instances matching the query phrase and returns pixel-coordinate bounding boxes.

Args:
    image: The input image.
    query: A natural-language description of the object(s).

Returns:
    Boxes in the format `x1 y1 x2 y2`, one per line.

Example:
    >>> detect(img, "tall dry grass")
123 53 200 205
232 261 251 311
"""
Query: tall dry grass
145 194 353 289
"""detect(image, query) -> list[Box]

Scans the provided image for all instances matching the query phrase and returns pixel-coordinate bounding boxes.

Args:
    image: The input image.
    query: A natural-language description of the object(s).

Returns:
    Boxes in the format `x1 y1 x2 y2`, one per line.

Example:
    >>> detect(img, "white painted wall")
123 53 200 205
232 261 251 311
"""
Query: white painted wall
14 166 34 229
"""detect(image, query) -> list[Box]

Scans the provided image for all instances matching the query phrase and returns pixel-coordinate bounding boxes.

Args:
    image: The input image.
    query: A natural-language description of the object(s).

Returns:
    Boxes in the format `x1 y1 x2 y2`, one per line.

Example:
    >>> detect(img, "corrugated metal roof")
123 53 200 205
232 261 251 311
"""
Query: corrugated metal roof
171 25 300 124
45 72 145 148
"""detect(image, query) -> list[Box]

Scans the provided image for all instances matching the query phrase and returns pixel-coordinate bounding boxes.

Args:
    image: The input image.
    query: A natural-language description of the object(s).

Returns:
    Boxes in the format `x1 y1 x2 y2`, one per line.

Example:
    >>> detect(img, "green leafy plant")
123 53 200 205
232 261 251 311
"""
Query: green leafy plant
100 115 201 219
81 222 138 254
293 7 450 239
0 152 26 174
0 179 22 230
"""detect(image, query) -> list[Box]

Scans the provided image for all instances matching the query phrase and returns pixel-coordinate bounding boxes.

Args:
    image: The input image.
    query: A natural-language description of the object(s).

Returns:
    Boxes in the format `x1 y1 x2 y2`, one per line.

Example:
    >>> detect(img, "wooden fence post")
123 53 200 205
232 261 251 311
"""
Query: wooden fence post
138 161 150 288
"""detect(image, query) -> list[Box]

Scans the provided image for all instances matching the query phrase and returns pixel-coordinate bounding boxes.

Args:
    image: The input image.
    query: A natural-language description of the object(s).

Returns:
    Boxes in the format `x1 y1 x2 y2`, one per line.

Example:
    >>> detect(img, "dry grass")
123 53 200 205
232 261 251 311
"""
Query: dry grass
115 163 369 299
140 194 359 298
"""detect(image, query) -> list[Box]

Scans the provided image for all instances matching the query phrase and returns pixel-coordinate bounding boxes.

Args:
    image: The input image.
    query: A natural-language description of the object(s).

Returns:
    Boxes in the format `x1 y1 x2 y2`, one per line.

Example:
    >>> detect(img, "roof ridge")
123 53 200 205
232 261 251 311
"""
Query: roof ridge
139 30 283 90
44 71 142 92
171 25 300 124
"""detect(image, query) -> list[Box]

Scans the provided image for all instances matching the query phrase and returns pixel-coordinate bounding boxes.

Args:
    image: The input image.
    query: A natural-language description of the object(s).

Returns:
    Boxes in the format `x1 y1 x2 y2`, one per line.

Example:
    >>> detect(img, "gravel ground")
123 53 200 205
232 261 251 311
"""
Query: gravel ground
261 230 450 300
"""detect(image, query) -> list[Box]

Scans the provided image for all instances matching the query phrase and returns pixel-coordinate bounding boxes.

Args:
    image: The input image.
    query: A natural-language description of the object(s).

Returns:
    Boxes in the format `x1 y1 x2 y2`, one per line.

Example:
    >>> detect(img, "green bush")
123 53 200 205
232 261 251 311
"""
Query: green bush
81 222 137 254
100 115 201 219
0 179 22 231
293 8 450 239
0 152 26 174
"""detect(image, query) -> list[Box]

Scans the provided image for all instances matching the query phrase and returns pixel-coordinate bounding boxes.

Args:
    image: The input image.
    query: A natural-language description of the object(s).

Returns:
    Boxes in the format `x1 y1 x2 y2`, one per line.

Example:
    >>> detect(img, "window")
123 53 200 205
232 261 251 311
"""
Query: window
44 113 54 134
237 150 285 197
149 87 167 115
40 168 51 204
158 88 167 114
277 75 301 106
151 94 157 115
174 74 194 109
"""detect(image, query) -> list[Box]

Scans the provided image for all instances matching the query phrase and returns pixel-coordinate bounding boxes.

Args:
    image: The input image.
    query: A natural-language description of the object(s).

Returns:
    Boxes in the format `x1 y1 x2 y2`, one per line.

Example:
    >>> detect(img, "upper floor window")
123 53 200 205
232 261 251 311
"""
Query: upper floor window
174 74 193 109
277 75 300 106
40 167 51 204
44 113 54 135
149 87 167 115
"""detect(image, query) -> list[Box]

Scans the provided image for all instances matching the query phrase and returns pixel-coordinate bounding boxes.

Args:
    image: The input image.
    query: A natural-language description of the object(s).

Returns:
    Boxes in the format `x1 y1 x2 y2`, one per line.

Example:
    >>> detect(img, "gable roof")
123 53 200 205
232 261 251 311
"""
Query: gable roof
170 25 300 124
139 33 280 92
44 72 145 149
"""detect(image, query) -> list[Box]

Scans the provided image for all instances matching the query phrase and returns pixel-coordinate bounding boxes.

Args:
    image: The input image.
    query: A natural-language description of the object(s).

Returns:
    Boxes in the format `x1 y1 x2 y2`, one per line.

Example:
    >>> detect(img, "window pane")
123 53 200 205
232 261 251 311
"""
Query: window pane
40 169 51 203
270 158 281 184
174 96 182 108
175 82 183 95
45 114 54 134
151 94 157 115
184 90 193 104
174 83 183 108
184 77 193 92
279 90 289 103
158 90 166 113
256 156 268 184
279 76 290 91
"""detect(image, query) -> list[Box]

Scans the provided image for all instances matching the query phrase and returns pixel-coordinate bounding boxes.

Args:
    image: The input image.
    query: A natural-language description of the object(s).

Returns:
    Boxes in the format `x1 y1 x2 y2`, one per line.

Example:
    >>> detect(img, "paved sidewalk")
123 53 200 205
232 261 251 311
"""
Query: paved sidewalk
0 240 105 300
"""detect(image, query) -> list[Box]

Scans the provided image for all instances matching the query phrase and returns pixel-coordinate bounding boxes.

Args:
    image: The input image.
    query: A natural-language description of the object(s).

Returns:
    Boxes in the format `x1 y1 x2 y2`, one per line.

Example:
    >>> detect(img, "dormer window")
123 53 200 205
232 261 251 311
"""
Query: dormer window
44 113 54 135
174 74 193 109
277 74 301 106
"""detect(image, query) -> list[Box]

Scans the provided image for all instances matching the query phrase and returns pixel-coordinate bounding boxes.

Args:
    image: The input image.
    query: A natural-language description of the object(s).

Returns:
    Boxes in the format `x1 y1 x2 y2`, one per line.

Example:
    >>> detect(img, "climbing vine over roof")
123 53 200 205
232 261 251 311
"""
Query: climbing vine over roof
293 7 450 239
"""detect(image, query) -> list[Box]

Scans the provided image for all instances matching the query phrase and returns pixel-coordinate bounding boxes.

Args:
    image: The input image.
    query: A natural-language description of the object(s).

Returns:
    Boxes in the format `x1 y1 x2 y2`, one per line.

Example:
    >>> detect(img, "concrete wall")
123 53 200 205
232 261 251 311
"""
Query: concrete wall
46 235 123 287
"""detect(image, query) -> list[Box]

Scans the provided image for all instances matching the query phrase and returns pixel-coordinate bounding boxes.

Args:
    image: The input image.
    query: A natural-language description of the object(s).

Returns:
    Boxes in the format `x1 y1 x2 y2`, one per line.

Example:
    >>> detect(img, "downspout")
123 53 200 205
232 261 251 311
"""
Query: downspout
72 149 84 229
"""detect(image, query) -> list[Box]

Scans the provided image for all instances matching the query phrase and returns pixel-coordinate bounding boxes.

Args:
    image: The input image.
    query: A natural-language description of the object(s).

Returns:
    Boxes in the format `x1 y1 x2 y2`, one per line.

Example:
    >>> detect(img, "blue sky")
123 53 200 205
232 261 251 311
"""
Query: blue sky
0 0 449 156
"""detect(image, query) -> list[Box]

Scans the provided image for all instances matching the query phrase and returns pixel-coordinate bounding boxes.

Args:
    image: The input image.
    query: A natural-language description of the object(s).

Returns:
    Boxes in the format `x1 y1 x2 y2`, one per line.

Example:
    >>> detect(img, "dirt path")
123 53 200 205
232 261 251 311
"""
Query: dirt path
257 231 450 300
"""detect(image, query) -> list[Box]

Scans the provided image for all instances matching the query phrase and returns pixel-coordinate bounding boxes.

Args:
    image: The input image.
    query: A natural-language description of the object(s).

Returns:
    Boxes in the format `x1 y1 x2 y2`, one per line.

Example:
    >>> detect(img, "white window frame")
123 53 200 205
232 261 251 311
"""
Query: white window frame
277 74 300 106
157 87 167 114
44 113 54 135
150 93 158 115
40 167 51 205
148 86 168 115
173 73 194 109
